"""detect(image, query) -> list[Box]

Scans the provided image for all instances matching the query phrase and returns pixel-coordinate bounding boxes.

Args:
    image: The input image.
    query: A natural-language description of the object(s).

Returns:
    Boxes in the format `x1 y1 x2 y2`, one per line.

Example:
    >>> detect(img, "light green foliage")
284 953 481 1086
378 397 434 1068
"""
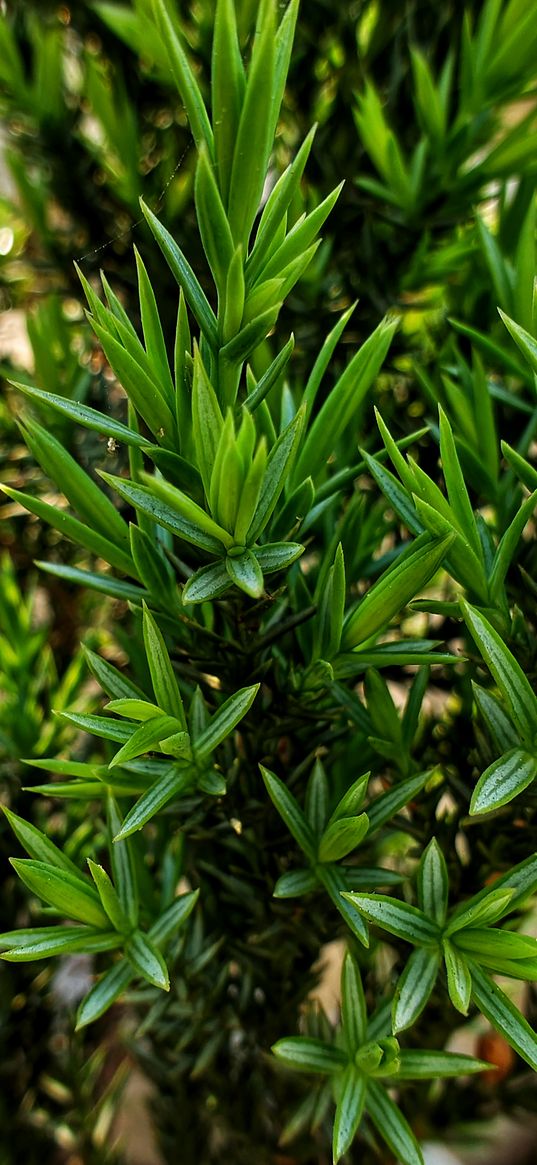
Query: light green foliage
273 953 490 1163
0 553 90 762
265 760 426 945
354 0 537 226
344 849 537 1068
0 801 198 1022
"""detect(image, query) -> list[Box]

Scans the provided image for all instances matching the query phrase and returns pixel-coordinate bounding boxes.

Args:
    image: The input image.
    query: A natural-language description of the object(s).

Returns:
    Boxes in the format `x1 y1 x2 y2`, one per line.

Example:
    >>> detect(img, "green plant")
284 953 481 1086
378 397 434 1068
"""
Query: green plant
2 1 537 1163
0 549 127 1165
273 951 491 1164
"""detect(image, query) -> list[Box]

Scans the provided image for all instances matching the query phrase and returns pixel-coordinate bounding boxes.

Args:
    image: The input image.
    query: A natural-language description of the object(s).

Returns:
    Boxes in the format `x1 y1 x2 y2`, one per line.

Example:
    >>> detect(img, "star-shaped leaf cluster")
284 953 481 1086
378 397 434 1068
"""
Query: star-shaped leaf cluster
344 842 537 1069
262 760 432 944
273 951 490 1163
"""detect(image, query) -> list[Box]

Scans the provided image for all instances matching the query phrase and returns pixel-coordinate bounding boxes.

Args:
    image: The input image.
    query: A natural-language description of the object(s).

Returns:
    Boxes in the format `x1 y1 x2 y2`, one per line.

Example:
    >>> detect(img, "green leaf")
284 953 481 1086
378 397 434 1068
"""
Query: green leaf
244 273 285 321
144 474 233 548
109 715 183 769
222 244 245 342
195 685 259 760
21 417 129 547
270 0 299 146
143 605 187 727
209 410 242 528
100 272 139 340
76 959 132 1029
58 711 134 744
134 246 175 407
476 215 512 315
144 447 203 501
417 838 449 926
455 927 537 962
477 956 537 981
294 316 398 484
365 1079 423 1165
25 781 119 801
260 765 316 861
469 961 537 1071
76 891 199 1026
247 128 316 286
344 868 404 890
341 952 367 1053
100 473 224 555
305 759 329 836
195 144 235 291
342 893 440 946
472 683 519 753
211 0 244 204
460 601 537 743
366 771 430 835
443 938 472 1014
260 183 343 284
448 318 527 379
489 491 537 600
318 814 369 863
25 760 118 782
501 441 537 492
182 561 233 604
87 859 129 932
364 668 401 745
129 525 177 602
12 380 150 448
140 201 218 347
470 747 537 814
361 450 422 537
396 1050 491 1079
11 860 109 929
314 543 345 661
410 495 488 603
226 549 264 597
317 865 369 947
254 542 304 576
151 0 214 157
410 48 447 141
1 486 135 575
83 646 147 701
0 927 119 961
126 929 170 990
342 534 453 649
220 307 280 365
108 797 138 929
273 868 318 898
150 889 200 946
192 345 224 493
392 947 441 1033
247 408 305 542
89 319 176 443
438 407 481 556
114 765 193 839
446 887 515 935
327 773 369 830
244 335 295 413
2 807 86 882
499 308 537 383
227 0 275 248
35 560 149 603
333 1066 366 1163
272 1037 347 1075
302 301 357 421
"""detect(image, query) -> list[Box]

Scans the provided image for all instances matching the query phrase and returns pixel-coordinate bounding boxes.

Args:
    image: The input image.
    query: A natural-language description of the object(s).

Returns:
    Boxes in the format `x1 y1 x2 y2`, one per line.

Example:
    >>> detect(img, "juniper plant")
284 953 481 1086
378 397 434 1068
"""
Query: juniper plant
2 1 537 1162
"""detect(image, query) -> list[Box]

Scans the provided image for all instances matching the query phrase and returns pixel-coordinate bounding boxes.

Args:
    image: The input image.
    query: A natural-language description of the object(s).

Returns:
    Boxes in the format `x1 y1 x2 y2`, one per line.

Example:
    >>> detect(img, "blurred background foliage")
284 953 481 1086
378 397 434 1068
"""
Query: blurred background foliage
0 0 536 1162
